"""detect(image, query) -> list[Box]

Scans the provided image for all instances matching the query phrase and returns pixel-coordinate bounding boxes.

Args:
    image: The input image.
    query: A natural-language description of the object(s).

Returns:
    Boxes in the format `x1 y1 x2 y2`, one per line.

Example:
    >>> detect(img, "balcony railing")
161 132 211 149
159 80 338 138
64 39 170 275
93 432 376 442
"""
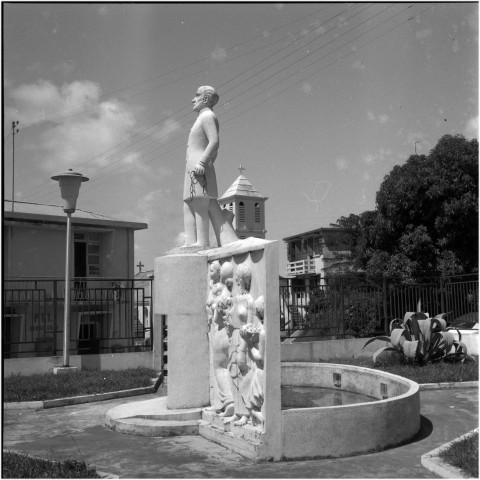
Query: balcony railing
286 258 316 276
3 277 153 359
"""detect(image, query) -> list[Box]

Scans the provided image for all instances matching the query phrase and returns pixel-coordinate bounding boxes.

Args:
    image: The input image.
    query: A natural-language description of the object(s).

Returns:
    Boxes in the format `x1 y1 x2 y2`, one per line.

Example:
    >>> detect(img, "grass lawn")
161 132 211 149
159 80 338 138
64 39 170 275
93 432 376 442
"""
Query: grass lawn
4 367 158 402
439 431 479 478
320 356 478 384
2 451 100 478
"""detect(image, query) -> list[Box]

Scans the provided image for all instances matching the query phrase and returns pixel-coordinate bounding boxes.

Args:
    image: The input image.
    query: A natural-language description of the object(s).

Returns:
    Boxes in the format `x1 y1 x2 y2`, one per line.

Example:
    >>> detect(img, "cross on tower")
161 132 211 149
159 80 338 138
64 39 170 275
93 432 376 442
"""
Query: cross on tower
238 164 245 176
137 261 144 273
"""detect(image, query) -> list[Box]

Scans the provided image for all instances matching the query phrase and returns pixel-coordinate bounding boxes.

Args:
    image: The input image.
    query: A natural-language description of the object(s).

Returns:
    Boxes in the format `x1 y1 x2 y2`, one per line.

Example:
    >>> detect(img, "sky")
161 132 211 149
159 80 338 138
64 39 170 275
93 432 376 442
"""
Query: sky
3 2 478 276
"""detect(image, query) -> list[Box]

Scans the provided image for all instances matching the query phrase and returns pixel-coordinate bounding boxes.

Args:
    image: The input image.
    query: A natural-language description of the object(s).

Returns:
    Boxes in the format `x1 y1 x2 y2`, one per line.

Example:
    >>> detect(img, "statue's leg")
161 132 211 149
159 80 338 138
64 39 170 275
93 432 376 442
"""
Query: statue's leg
192 197 210 247
183 201 197 246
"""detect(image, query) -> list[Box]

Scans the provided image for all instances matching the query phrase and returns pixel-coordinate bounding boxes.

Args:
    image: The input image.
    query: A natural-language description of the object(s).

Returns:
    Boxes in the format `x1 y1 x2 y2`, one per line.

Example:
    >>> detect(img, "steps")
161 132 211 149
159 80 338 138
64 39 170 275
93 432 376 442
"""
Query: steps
106 397 267 460
105 397 202 437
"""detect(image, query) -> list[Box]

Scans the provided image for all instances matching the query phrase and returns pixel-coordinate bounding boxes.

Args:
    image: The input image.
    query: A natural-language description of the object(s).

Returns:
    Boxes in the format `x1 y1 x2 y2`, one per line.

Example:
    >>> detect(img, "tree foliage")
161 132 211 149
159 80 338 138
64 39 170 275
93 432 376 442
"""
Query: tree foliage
335 135 478 279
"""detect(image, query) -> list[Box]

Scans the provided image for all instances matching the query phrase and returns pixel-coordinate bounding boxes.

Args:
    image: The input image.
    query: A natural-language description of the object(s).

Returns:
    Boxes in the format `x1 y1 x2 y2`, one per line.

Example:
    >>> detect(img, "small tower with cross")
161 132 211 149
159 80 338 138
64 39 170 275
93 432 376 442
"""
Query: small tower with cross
218 165 268 239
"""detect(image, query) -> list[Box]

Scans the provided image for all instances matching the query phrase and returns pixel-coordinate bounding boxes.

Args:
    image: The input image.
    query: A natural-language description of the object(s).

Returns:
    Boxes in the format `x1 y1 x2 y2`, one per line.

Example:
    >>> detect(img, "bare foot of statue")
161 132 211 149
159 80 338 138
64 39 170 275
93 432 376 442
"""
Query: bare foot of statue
223 414 239 425
251 410 264 426
233 415 249 426
218 403 234 417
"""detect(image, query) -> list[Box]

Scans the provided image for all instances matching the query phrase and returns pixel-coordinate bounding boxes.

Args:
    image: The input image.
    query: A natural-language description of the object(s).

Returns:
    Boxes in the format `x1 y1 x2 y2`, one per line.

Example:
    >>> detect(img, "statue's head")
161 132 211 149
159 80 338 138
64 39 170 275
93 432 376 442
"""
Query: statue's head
221 261 234 291
193 86 219 112
235 263 252 292
209 260 221 282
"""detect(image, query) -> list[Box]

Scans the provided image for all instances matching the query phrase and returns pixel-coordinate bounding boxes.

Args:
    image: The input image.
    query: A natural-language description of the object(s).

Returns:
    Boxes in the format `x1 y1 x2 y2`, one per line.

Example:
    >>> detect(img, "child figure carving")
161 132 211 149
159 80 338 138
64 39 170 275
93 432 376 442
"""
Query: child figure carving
206 261 234 415
223 263 254 426
239 295 266 429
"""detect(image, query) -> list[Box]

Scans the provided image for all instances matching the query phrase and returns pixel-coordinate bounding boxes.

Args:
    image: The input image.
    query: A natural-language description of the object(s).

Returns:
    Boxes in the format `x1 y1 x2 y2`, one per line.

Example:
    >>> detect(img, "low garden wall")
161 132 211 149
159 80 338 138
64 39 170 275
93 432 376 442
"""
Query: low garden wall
3 351 154 378
281 337 390 362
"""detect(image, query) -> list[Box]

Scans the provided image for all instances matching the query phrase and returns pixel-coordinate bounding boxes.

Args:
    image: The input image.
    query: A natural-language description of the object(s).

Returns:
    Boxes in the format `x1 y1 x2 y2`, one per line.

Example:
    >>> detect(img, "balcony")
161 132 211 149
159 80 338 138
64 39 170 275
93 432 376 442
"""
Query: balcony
287 258 316 277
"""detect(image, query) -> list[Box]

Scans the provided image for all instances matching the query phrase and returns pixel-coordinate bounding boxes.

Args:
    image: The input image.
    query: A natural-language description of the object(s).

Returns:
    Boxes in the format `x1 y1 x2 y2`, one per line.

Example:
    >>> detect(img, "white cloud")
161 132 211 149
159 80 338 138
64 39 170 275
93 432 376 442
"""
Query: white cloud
352 60 365 70
6 79 101 126
464 116 478 139
378 114 389 125
153 118 182 144
362 153 375 165
336 158 348 170
6 79 140 175
210 45 227 63
415 28 432 42
300 82 313 95
366 111 388 125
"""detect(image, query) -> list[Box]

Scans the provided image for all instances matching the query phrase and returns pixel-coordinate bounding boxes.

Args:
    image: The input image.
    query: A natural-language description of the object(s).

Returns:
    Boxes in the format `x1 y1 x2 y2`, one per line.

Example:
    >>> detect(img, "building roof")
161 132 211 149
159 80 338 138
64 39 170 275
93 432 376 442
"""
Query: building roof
282 227 353 242
134 269 154 280
219 175 268 201
4 200 148 231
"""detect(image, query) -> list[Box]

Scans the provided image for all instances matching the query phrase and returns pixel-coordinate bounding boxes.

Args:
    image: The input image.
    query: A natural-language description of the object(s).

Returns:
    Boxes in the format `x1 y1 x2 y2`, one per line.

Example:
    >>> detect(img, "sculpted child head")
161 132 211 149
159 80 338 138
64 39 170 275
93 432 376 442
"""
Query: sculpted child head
235 263 252 292
209 260 221 282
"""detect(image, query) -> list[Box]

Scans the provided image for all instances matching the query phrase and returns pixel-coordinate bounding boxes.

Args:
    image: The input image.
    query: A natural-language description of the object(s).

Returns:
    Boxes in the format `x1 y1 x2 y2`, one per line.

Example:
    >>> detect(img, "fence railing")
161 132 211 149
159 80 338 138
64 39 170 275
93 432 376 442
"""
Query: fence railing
280 274 478 339
3 277 153 359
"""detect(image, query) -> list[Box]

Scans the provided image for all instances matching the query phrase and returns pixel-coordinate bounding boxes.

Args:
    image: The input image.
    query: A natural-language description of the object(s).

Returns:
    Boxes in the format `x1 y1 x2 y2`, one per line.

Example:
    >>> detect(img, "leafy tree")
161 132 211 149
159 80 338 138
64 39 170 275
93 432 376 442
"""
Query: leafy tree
336 135 478 280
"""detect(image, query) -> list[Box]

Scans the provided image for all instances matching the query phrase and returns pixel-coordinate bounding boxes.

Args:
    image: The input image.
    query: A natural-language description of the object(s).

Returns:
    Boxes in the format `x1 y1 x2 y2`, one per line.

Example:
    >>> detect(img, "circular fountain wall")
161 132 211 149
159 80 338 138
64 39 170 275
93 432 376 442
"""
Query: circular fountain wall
281 363 420 459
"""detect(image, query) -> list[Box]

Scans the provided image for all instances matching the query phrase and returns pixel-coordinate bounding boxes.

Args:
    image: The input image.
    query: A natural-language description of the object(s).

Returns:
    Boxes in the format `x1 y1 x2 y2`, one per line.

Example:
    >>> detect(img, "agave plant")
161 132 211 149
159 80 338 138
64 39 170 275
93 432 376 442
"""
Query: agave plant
363 311 473 364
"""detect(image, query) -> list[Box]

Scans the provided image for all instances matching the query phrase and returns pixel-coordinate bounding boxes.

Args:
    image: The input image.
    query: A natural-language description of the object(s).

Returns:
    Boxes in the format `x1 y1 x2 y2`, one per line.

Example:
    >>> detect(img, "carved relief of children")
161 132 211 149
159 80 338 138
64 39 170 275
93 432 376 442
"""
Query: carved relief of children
206 261 234 414
239 295 266 429
224 262 254 426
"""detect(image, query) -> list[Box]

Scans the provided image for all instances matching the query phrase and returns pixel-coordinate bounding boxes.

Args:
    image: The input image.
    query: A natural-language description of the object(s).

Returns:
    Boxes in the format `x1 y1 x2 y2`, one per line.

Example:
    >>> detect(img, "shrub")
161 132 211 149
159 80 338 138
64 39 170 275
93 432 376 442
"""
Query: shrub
363 311 475 364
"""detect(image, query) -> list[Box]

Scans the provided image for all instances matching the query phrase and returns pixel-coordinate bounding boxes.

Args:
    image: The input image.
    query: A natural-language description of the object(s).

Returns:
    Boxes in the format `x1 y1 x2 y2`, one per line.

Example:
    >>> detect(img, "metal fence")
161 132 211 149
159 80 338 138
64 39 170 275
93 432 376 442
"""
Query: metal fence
280 274 478 339
3 277 153 359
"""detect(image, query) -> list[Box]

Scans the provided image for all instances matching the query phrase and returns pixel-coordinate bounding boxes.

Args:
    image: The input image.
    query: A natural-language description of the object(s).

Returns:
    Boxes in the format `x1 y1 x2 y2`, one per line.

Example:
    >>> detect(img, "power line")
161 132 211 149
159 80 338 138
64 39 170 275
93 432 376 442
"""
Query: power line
11 5 329 128
71 4 421 200
22 4 424 204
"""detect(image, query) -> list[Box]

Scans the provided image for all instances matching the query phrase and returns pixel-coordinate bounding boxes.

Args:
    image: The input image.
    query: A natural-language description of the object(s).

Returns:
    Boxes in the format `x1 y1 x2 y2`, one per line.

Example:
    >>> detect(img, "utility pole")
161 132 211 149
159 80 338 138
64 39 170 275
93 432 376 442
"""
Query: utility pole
11 121 20 212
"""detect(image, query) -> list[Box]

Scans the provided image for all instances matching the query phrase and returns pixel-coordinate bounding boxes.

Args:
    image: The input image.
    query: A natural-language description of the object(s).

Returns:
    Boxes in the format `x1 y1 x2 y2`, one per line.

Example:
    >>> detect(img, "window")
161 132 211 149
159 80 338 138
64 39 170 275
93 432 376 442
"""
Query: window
74 233 101 277
88 243 101 276
229 202 233 212
239 202 245 223
254 203 261 223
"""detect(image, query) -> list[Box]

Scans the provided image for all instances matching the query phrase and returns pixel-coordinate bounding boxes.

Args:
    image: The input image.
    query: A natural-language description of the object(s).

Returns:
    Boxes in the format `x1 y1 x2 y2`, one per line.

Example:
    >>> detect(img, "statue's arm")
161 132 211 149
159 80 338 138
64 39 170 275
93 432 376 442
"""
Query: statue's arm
194 112 219 175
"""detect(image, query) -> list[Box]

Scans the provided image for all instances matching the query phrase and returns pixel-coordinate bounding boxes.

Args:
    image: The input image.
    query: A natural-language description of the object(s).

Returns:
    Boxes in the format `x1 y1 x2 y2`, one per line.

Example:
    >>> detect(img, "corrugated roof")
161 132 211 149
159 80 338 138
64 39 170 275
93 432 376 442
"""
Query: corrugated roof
219 175 267 201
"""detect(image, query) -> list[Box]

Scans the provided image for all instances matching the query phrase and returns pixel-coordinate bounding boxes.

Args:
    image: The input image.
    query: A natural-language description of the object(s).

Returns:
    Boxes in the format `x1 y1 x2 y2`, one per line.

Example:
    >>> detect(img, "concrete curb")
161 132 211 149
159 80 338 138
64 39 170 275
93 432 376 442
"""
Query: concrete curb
421 428 478 478
420 381 478 390
4 386 156 410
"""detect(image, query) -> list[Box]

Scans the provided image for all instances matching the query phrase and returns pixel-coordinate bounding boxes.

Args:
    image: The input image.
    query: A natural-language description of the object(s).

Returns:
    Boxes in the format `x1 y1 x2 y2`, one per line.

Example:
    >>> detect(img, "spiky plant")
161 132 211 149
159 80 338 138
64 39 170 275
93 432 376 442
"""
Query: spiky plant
363 312 474 364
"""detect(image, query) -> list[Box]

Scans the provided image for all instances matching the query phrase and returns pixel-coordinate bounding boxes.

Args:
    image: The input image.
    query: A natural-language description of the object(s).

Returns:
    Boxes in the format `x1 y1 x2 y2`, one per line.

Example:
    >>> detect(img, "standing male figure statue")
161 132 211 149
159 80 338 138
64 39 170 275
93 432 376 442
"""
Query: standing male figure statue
183 86 237 248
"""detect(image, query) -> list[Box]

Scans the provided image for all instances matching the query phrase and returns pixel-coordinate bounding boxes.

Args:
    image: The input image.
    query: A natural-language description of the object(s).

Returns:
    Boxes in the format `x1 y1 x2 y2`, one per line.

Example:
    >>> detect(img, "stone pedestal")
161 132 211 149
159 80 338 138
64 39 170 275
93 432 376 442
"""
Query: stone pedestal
106 238 282 461
154 253 210 409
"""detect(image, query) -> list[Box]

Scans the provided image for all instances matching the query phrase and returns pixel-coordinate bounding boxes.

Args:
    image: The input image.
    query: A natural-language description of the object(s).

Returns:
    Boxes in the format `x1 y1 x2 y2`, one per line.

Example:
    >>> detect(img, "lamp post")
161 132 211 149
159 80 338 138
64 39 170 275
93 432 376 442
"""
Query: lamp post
51 169 89 369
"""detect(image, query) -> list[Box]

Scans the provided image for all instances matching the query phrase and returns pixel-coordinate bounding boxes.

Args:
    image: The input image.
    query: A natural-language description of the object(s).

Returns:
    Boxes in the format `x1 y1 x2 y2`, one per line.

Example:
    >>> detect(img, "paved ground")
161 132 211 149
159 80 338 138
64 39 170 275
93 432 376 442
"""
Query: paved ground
3 387 478 478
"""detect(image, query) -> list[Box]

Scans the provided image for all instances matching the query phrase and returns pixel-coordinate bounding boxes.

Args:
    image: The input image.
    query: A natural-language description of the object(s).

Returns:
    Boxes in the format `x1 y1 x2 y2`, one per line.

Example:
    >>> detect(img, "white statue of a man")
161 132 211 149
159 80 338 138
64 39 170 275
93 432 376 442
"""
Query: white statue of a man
183 86 237 248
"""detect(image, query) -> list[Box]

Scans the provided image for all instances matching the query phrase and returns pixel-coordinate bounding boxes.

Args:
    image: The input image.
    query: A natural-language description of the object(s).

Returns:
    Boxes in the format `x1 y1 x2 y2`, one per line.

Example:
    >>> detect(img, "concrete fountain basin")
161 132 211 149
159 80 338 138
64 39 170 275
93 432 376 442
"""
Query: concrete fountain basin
280 362 421 459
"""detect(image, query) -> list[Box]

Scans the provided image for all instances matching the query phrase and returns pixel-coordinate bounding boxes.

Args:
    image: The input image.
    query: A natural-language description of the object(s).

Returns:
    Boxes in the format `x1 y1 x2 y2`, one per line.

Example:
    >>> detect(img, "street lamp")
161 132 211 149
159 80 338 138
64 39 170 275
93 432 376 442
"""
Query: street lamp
51 169 89 369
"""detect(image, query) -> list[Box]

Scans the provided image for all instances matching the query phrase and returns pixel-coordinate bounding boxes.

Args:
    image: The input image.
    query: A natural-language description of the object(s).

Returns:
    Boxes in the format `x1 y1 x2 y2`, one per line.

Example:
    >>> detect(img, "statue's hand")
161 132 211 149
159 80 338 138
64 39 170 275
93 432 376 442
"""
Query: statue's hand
194 162 205 176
